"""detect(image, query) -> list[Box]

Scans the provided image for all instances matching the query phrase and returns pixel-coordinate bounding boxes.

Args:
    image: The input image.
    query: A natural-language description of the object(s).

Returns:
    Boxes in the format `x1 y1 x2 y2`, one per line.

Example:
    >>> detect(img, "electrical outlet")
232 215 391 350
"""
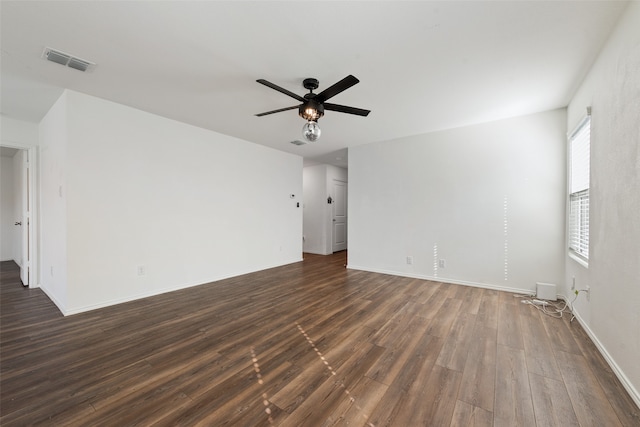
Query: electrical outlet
575 286 591 301
406 256 413 265
137 265 146 276
439 259 446 268
571 276 576 291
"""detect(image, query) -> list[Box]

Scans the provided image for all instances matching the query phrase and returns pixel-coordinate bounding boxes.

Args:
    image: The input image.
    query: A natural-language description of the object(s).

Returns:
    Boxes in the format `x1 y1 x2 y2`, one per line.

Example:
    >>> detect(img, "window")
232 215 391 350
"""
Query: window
569 114 590 261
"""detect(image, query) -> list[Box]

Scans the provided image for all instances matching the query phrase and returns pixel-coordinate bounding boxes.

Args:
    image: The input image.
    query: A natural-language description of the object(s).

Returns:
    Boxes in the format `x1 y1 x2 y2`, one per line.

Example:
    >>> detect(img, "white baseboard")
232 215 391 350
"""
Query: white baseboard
39 285 68 315
61 257 304 316
346 264 533 295
570 308 640 409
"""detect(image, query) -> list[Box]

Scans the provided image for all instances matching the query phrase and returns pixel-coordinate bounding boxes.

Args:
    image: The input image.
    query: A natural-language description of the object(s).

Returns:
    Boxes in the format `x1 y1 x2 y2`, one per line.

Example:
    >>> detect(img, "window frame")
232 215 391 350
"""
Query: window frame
568 114 591 265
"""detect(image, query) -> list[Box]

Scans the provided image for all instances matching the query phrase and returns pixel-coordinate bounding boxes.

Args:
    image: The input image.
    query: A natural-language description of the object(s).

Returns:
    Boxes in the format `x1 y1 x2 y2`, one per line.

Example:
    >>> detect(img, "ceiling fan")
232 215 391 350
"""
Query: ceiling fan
255 75 370 142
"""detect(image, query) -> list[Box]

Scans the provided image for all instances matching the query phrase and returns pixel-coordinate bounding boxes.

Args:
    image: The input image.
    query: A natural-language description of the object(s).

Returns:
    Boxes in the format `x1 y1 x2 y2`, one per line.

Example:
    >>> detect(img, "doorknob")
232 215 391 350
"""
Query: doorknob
15 222 22 226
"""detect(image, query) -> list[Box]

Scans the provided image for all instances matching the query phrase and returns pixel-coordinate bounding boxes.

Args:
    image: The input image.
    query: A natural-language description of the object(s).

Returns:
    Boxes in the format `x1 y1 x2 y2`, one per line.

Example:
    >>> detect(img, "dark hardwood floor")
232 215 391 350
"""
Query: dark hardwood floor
1 254 638 426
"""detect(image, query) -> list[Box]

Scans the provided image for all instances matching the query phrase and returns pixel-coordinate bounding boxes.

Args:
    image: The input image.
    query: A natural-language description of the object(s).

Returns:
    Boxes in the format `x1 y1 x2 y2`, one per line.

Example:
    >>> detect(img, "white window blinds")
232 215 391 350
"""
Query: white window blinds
569 115 591 260
570 118 590 193
569 190 589 258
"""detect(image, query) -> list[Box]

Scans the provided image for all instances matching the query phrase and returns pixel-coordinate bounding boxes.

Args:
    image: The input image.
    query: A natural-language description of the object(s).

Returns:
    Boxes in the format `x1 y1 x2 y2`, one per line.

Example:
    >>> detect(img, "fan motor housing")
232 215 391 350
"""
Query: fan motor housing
299 99 324 121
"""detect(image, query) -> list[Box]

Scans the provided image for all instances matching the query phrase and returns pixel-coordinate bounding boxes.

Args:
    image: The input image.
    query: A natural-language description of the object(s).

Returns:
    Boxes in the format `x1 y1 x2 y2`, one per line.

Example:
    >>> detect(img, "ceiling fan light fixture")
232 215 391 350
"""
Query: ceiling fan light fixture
256 75 369 143
299 100 324 121
302 121 321 142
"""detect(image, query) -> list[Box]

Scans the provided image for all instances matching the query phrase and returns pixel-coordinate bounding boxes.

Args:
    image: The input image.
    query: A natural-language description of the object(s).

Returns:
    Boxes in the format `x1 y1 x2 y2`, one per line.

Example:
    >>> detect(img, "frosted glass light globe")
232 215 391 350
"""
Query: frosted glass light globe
302 121 321 142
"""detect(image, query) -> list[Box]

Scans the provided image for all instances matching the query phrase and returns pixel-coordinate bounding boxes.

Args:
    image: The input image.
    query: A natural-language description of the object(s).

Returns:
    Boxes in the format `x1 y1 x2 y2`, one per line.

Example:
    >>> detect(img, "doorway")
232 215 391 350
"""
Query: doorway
0 146 35 287
302 164 348 255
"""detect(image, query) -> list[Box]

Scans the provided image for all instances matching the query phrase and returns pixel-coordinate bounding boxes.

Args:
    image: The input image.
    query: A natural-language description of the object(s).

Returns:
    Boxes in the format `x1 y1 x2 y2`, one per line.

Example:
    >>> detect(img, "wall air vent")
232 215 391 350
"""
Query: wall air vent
290 140 307 146
42 47 95 72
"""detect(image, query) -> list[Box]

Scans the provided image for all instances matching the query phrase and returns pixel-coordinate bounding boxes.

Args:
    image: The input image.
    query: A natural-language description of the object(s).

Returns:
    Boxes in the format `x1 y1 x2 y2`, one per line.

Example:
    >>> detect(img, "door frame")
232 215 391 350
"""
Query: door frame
23 147 37 287
1 145 38 287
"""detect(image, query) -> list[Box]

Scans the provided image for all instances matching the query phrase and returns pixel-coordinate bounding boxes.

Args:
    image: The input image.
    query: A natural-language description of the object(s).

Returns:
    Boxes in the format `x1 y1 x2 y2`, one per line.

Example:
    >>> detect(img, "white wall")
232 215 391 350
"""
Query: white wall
1 156 16 261
565 0 640 405
349 109 566 293
39 92 69 308
303 164 348 255
39 90 303 314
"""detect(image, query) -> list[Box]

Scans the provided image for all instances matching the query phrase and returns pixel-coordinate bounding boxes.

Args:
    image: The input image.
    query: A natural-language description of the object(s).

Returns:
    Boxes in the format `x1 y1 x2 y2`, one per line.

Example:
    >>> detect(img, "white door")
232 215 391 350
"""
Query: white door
332 180 347 252
20 151 30 286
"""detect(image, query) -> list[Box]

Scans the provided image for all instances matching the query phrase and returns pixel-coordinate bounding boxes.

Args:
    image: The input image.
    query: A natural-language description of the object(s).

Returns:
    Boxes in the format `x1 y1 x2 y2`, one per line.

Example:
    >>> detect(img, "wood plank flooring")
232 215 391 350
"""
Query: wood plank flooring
1 254 638 426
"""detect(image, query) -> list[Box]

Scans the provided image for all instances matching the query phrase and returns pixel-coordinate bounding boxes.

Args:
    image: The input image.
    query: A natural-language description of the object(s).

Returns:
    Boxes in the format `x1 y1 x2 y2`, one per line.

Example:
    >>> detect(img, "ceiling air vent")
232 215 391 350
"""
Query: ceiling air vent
42 47 95 72
290 140 307 146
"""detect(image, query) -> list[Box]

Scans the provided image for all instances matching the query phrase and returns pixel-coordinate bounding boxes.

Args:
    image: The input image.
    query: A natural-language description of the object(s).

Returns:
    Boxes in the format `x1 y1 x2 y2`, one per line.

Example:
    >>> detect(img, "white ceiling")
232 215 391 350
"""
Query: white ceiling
0 1 628 167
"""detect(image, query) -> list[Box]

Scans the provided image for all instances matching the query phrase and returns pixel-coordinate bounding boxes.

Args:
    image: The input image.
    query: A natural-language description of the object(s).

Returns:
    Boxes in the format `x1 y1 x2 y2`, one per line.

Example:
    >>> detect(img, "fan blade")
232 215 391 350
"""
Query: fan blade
257 79 306 102
316 75 360 103
255 105 301 117
323 103 371 117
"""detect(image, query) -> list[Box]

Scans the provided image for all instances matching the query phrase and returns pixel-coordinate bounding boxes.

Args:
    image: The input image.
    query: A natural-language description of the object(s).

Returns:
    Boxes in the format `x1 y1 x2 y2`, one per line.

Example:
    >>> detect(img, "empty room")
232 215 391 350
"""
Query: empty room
1 1 639 425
